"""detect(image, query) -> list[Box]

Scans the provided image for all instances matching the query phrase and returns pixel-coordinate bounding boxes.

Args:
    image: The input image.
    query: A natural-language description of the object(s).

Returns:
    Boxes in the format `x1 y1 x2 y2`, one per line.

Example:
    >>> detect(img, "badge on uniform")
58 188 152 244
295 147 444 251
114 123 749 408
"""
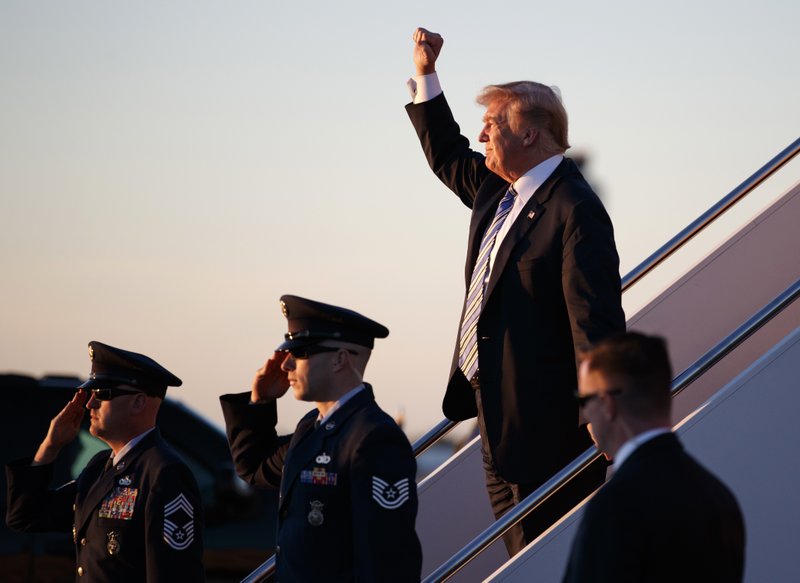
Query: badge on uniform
371 477 410 510
163 493 195 550
107 531 121 555
307 500 324 526
99 487 138 520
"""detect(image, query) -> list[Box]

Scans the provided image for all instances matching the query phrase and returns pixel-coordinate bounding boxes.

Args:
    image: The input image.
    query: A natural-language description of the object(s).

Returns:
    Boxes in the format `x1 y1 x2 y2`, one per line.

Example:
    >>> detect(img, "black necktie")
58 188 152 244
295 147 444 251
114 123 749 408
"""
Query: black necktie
104 455 114 473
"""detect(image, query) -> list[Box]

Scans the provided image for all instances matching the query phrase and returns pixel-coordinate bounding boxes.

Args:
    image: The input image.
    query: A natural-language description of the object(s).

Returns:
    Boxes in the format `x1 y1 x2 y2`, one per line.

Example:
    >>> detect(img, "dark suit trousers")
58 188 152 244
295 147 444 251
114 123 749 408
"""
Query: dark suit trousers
475 384 608 557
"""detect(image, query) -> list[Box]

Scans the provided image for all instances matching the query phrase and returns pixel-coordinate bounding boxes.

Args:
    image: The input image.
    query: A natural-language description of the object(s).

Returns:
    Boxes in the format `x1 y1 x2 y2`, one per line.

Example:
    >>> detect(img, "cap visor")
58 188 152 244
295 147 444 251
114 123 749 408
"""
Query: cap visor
77 377 106 390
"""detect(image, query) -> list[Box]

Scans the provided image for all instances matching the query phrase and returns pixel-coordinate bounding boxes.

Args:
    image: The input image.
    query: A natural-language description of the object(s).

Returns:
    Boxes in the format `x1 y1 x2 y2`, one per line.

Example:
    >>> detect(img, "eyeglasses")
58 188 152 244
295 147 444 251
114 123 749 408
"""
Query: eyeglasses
575 388 623 408
286 345 358 360
90 387 143 401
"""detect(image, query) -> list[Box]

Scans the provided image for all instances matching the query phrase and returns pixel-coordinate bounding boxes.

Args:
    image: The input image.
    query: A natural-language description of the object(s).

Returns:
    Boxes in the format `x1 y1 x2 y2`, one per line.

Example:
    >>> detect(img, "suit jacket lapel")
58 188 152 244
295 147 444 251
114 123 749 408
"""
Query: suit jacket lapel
484 158 573 303
280 412 321 506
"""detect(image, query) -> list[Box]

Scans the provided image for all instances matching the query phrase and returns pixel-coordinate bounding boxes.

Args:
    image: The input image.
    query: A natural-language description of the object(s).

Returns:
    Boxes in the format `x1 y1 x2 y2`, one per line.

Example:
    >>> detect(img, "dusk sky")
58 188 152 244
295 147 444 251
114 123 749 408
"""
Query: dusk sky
2 1 798 440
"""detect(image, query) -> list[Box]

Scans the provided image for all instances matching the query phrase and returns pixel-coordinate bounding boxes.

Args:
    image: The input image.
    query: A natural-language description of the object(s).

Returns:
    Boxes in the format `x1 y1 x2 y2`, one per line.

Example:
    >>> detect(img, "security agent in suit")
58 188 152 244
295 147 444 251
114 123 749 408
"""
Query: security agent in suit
220 295 422 582
406 28 626 555
563 332 745 582
6 342 205 582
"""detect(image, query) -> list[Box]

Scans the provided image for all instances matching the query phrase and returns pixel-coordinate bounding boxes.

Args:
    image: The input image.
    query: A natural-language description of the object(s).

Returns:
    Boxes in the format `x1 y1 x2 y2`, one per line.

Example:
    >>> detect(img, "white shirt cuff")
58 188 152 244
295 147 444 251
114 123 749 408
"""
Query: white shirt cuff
407 72 443 104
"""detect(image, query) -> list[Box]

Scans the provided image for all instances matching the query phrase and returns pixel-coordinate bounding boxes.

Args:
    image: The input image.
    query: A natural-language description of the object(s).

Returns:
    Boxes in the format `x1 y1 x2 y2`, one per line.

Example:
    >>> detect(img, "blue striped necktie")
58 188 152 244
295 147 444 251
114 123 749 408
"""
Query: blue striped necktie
458 185 518 381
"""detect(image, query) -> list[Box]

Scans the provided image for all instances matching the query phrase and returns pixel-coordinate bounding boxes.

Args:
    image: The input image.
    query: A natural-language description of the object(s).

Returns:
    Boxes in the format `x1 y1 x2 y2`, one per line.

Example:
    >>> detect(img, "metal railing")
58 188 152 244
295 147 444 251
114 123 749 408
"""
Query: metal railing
412 418 459 457
241 139 799 583
242 556 274 583
422 277 800 582
621 137 800 291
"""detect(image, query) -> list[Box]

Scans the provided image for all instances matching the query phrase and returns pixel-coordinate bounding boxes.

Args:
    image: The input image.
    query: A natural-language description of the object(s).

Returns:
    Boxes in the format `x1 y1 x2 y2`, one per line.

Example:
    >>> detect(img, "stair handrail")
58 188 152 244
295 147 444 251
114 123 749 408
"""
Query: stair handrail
422 277 800 583
622 137 800 291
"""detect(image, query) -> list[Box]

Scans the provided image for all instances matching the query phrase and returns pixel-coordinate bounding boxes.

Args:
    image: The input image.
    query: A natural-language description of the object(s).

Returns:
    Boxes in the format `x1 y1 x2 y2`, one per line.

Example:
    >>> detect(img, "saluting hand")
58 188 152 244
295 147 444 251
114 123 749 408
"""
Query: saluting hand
33 388 88 465
251 352 290 403
413 27 443 76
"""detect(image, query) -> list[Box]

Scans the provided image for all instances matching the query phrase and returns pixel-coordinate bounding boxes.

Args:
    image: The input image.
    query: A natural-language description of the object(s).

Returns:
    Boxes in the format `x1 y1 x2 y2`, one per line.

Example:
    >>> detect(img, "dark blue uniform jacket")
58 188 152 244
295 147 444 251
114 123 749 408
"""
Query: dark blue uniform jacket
220 385 422 582
6 429 205 582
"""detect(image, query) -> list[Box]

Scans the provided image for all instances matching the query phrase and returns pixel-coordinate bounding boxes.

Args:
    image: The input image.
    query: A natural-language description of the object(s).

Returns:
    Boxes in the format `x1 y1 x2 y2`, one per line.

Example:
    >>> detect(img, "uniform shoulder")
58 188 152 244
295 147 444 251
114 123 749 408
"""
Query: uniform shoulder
139 438 195 477
347 403 410 443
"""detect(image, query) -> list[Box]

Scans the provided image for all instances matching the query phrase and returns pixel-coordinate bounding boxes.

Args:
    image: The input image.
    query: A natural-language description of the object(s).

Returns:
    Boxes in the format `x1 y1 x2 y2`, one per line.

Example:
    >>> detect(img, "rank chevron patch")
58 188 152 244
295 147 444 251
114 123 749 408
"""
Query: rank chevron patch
371 477 410 510
163 493 195 550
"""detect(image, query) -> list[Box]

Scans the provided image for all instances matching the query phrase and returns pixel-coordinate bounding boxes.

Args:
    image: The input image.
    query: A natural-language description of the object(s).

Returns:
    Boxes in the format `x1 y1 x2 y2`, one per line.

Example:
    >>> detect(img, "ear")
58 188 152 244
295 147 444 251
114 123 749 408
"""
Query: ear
331 349 348 372
130 393 149 415
521 127 539 147
603 394 618 422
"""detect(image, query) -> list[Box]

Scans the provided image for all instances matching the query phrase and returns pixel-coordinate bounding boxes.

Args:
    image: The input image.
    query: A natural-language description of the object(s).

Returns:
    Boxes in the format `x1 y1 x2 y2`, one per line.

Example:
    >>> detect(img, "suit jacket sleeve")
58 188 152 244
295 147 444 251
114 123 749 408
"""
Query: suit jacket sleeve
145 460 206 582
349 424 422 582
5 457 77 533
561 193 627 358
219 392 290 490
406 93 494 208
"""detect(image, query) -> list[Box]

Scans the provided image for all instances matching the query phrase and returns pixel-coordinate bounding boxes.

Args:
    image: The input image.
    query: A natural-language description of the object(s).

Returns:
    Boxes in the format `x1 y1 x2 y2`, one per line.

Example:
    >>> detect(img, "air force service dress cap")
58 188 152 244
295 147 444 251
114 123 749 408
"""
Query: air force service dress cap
276 295 389 351
77 341 182 398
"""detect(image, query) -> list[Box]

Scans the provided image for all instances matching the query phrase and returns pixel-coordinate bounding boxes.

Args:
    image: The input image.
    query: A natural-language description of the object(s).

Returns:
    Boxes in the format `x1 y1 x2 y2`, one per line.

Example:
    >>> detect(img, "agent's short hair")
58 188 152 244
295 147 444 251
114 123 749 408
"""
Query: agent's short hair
477 81 569 153
580 332 672 417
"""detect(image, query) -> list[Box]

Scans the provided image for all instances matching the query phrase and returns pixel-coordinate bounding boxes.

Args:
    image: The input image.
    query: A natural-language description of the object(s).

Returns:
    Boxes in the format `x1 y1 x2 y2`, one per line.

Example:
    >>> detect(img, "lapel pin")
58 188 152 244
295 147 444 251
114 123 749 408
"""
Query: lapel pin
527 210 536 220
325 422 336 431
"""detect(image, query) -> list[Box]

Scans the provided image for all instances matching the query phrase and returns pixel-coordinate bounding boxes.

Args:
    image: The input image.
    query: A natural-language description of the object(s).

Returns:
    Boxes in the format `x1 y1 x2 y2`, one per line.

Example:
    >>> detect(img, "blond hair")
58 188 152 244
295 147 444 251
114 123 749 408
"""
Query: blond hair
477 81 569 153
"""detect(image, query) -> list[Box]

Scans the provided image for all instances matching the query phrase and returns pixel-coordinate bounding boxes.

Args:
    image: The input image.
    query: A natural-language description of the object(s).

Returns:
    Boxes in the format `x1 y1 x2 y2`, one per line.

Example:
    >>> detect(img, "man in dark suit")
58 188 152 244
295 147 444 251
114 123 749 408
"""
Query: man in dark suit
6 341 205 582
563 332 745 582
406 28 626 555
220 295 422 582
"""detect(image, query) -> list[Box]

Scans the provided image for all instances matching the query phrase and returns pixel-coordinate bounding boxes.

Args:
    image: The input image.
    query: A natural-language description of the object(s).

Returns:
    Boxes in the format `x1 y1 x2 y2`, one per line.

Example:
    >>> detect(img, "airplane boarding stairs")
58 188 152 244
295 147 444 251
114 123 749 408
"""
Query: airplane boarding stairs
241 139 799 583
414 153 800 581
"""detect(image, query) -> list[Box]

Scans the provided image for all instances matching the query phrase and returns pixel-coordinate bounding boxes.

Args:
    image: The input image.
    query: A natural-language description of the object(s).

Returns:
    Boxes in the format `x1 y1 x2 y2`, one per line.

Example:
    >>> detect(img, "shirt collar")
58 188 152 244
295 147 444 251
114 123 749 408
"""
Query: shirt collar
511 154 563 205
612 427 672 472
112 427 156 465
317 383 366 425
